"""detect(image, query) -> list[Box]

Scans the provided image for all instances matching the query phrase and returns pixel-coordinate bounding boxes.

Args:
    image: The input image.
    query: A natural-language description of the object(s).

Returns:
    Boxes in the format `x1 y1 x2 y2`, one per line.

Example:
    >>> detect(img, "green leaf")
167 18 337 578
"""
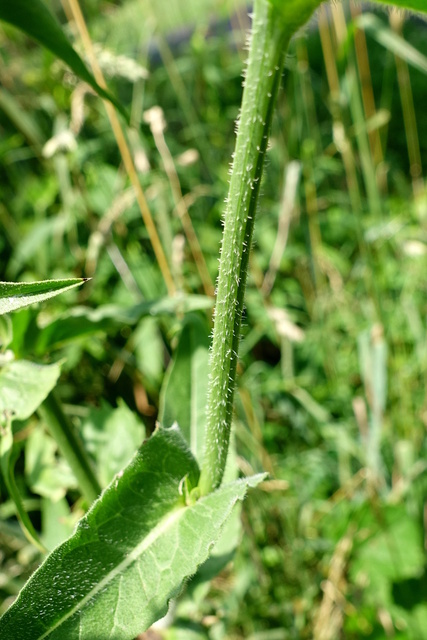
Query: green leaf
0 414 46 552
34 304 139 354
0 424 264 639
39 393 101 505
0 360 61 421
25 427 78 501
0 314 12 349
0 371 85 549
358 13 427 76
166 624 209 640
41 497 76 552
159 314 210 463
187 431 241 592
350 507 425 601
81 400 145 487
371 0 427 13
349 506 427 635
33 295 213 354
133 317 165 395
0 0 127 118
0 86 44 152
0 279 87 316
268 0 323 33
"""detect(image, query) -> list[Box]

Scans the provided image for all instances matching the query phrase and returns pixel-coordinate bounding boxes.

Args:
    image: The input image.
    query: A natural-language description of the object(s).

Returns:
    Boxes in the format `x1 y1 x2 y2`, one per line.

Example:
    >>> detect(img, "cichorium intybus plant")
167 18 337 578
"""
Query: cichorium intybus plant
0 0 426 638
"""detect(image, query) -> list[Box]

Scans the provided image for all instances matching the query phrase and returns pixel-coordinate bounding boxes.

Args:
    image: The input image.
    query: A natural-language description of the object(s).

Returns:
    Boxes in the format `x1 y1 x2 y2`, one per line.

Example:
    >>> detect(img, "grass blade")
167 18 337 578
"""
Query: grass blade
0 0 127 118
358 13 427 76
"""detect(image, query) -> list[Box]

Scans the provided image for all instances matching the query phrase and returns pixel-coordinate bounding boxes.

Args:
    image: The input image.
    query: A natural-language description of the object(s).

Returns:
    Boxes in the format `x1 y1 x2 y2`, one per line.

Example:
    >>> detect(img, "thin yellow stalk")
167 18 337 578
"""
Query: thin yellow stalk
318 7 363 217
318 6 383 322
64 0 176 295
350 3 384 167
390 10 424 199
144 107 214 297
330 2 382 217
145 0 213 179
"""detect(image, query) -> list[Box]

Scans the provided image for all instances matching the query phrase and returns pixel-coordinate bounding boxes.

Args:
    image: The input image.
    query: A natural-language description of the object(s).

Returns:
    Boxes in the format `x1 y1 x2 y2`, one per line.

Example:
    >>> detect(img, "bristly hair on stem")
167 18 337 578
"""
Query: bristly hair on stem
198 0 323 497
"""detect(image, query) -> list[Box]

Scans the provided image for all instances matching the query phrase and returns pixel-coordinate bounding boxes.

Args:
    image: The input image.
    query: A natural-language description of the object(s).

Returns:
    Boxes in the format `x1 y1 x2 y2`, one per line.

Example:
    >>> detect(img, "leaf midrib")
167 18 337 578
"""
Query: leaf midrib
36 504 185 639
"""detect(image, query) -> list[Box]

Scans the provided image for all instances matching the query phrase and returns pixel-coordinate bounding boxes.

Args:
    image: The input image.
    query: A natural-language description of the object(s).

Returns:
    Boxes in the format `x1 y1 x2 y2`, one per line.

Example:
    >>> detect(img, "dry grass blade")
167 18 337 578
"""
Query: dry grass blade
63 0 176 295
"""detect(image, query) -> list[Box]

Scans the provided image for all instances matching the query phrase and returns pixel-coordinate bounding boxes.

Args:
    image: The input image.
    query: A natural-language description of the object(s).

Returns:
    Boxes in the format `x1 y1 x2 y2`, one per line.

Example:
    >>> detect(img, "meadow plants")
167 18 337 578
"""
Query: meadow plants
0 0 426 637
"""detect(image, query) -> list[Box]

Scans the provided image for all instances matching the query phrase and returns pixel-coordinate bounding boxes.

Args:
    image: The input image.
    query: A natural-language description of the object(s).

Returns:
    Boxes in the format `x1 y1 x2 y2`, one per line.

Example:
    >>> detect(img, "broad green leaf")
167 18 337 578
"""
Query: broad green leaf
186 431 241 591
0 0 127 118
81 400 145 487
0 424 264 639
349 506 427 636
0 279 87 316
372 0 427 13
268 0 323 32
25 427 78 501
159 314 210 462
166 624 208 640
0 414 46 552
34 304 139 354
0 359 61 421
33 295 213 354
0 360 61 549
38 393 102 505
133 317 165 395
41 497 76 552
350 507 425 600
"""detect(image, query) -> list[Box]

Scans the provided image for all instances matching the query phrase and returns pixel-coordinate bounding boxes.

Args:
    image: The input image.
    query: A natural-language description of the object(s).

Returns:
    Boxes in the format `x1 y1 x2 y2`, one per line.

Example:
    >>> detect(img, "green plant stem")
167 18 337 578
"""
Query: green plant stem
39 392 101 504
0 414 46 553
199 0 321 496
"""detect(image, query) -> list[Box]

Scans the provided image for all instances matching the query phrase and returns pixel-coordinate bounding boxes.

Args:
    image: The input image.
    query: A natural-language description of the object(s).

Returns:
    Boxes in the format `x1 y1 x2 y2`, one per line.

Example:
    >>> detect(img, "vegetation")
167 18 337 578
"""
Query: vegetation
0 0 426 637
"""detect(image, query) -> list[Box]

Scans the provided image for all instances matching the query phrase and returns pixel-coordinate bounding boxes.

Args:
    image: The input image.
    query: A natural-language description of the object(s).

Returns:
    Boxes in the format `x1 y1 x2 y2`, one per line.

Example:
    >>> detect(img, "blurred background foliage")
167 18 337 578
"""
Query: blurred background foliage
1 0 427 638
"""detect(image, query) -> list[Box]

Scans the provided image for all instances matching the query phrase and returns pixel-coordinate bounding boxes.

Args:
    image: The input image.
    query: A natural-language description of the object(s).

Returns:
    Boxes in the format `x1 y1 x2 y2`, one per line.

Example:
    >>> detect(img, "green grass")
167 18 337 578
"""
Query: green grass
0 0 427 637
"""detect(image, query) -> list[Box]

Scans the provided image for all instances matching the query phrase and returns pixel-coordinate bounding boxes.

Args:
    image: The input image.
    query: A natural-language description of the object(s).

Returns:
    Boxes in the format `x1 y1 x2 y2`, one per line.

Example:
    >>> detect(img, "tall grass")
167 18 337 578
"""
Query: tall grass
0 0 426 636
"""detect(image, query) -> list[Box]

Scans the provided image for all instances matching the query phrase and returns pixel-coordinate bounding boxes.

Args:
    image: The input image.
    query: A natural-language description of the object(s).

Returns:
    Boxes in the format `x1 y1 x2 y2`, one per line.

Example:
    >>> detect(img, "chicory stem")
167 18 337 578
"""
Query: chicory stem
199 0 291 495
199 0 323 495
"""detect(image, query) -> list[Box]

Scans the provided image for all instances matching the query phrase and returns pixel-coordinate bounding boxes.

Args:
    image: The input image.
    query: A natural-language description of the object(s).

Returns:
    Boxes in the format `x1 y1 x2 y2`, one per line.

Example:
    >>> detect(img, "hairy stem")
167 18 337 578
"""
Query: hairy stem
199 0 324 495
199 1 290 495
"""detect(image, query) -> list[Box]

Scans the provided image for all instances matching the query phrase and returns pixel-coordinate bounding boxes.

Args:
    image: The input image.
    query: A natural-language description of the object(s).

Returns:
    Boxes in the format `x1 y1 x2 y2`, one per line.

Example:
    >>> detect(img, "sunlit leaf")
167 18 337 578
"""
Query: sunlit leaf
0 359 61 421
372 0 427 13
33 295 214 354
0 279 87 316
81 400 145 487
25 427 78 502
0 424 265 639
